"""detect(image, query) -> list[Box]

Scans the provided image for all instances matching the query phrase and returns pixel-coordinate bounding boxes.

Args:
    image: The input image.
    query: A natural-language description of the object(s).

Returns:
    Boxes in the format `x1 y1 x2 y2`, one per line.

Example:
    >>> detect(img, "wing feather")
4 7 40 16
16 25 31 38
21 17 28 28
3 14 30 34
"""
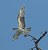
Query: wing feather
18 7 25 29
13 29 22 40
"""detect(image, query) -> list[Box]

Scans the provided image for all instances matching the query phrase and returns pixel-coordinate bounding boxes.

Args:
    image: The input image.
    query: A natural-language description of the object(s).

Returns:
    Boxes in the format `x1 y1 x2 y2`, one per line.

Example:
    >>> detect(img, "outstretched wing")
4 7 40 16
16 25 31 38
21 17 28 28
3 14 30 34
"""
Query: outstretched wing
13 29 22 40
18 7 25 29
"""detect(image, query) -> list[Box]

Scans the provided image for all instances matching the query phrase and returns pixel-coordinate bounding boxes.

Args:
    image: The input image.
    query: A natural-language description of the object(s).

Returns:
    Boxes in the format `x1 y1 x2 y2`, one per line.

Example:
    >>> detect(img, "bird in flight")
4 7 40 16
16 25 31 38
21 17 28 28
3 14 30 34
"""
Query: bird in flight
13 6 31 40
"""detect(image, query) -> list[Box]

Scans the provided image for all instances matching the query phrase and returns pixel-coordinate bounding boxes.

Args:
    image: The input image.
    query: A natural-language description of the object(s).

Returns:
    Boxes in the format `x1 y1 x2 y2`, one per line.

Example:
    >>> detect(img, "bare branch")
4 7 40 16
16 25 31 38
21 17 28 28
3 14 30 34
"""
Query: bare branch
36 30 47 43
27 30 47 50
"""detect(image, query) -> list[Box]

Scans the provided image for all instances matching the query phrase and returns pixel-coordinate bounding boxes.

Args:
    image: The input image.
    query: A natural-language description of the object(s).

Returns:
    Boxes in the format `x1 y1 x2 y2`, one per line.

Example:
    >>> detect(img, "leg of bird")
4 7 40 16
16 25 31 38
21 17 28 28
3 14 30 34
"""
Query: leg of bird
24 27 31 33
27 27 31 31
23 27 31 37
13 28 18 30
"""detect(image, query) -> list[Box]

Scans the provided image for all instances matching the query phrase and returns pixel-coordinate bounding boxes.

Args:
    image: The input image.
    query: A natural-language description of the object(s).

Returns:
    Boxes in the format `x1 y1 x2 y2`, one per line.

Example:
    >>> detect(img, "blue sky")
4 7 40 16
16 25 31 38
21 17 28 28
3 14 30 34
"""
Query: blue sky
0 0 48 50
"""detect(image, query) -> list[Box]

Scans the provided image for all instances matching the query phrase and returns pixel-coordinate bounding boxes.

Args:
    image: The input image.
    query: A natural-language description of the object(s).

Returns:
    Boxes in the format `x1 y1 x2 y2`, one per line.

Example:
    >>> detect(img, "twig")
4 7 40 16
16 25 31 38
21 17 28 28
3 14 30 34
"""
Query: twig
27 30 47 50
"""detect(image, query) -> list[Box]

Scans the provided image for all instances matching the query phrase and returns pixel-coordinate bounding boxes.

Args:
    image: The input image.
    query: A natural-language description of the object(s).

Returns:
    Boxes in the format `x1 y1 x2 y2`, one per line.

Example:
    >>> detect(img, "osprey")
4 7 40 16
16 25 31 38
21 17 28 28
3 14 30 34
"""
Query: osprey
13 6 31 40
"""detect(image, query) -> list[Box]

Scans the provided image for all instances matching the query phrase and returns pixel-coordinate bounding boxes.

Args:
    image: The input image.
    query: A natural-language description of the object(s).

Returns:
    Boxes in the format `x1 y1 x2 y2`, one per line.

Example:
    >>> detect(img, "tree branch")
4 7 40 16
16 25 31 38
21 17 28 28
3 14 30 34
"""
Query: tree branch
27 30 47 50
